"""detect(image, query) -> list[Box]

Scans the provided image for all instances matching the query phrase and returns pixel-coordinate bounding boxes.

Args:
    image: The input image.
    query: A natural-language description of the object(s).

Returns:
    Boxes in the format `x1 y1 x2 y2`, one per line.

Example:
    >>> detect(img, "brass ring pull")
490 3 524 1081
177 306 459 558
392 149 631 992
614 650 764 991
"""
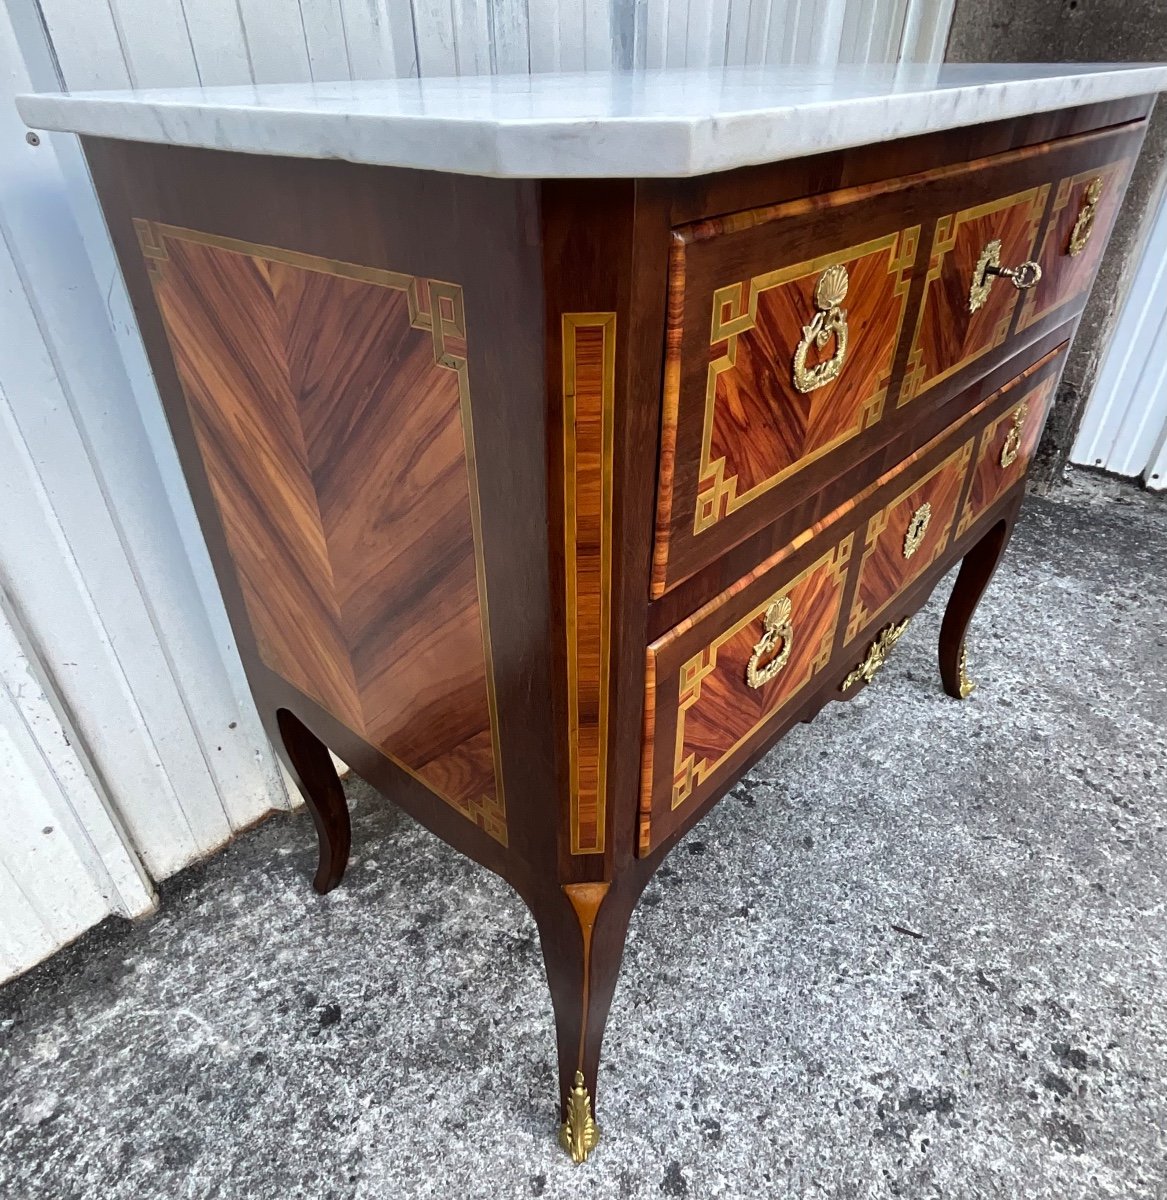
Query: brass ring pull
792 264 849 393
969 239 1042 313
746 596 794 689
902 501 932 560
1068 176 1104 257
999 401 1029 468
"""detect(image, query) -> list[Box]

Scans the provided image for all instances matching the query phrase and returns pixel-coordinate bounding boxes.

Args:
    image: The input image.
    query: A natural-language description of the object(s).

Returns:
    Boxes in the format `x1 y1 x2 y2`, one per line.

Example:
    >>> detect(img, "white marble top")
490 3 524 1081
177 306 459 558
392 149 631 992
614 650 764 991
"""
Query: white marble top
17 64 1167 180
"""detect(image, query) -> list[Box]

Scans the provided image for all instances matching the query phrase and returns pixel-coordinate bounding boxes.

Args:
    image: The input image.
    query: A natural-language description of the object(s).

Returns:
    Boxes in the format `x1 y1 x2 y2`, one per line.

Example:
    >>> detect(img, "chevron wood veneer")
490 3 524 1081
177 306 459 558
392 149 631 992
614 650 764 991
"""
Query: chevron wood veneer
136 222 506 844
847 439 974 644
958 375 1058 538
655 537 851 841
900 187 1049 404
1017 158 1134 333
696 230 917 534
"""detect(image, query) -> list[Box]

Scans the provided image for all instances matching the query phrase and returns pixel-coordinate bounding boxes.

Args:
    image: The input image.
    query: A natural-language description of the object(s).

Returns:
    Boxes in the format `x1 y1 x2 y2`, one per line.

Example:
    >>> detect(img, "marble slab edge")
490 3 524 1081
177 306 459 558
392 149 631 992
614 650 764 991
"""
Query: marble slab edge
17 67 1167 180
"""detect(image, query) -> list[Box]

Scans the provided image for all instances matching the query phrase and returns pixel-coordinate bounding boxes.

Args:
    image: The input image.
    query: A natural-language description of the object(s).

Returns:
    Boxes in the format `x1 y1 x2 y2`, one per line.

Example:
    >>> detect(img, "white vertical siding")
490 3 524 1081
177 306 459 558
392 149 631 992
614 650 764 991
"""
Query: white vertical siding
0 0 956 984
1144 420 1167 491
30 0 954 87
1 0 291 983
1072 186 1167 490
0 589 156 978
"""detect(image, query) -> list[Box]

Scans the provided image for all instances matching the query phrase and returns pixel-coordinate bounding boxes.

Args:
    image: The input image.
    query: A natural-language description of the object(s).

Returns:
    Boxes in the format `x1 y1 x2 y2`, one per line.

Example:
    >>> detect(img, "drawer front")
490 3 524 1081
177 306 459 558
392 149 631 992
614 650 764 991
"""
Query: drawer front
654 184 922 600
639 536 852 854
653 123 1142 599
957 373 1058 538
639 339 1069 857
1016 158 1132 334
900 141 1137 406
899 186 1049 403
845 438 975 645
692 232 916 546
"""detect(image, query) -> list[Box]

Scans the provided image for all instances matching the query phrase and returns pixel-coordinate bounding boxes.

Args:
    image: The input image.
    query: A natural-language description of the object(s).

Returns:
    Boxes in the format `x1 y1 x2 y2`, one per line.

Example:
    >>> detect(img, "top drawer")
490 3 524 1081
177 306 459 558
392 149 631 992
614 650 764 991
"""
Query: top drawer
651 122 1142 598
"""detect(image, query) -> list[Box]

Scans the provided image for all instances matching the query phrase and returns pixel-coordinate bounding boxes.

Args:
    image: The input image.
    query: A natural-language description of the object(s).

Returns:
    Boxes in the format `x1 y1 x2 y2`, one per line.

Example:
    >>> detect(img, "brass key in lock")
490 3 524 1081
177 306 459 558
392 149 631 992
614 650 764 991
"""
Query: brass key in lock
968 238 1042 313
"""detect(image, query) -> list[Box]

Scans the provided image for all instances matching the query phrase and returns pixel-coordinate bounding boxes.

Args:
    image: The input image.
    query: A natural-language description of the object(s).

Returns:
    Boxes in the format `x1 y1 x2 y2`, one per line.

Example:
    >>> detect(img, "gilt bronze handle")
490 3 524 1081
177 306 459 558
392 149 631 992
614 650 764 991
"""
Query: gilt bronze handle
999 401 1029 469
969 239 1042 313
1068 176 1104 257
746 595 794 689
792 264 849 393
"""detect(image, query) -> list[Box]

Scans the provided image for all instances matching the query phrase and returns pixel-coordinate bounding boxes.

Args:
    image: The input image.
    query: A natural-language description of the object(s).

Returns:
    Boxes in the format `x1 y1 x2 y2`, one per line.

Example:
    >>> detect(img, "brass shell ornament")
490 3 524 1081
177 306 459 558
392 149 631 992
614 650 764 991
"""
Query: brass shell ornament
814 262 850 310
746 595 795 689
793 264 849 393
559 1070 600 1163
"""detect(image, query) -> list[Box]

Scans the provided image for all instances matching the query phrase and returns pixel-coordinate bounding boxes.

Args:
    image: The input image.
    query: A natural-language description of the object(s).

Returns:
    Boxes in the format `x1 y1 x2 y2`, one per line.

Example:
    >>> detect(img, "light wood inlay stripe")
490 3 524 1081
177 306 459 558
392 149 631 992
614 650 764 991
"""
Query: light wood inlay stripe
562 313 616 856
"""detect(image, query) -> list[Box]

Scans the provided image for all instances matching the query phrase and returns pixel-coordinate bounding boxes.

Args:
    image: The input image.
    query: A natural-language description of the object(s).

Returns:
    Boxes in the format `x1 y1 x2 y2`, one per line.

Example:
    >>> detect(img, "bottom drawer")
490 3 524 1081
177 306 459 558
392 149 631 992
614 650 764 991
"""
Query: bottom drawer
638 343 1068 857
641 535 853 853
640 521 862 856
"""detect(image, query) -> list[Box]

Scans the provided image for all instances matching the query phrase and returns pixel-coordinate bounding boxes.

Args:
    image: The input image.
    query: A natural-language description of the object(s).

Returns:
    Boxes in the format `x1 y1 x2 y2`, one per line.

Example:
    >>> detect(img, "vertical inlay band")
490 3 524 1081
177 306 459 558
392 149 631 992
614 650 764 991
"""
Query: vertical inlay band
562 313 616 856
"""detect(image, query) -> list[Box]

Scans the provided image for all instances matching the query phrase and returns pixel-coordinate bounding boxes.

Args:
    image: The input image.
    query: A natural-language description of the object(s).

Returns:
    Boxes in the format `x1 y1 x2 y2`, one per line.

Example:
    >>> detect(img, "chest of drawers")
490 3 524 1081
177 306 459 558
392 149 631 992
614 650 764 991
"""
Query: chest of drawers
22 64 1164 1163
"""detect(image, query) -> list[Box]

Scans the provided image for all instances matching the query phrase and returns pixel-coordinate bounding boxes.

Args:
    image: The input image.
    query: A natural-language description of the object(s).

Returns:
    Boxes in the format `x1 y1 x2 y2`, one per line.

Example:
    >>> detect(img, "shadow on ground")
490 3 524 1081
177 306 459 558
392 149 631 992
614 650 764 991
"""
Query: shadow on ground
2 474 1165 1200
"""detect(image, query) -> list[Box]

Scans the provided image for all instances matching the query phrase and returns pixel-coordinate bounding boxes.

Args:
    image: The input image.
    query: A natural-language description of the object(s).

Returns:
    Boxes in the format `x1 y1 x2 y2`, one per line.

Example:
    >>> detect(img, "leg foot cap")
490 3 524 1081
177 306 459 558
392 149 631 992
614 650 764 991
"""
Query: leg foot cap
558 1071 600 1163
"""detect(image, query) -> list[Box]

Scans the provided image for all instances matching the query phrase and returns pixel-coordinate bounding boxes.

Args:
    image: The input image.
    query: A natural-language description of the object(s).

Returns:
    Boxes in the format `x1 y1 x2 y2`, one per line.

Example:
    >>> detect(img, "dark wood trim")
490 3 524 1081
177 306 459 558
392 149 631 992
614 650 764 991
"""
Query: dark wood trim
661 96 1153 227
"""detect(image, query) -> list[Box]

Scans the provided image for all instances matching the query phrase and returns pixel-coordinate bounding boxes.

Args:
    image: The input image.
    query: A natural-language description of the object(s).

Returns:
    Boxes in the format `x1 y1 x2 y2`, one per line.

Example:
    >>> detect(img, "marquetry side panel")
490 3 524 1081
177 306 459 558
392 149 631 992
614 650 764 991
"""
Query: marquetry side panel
696 229 917 533
958 375 1057 537
1016 158 1133 334
846 439 975 644
900 187 1048 405
562 314 616 855
136 221 507 844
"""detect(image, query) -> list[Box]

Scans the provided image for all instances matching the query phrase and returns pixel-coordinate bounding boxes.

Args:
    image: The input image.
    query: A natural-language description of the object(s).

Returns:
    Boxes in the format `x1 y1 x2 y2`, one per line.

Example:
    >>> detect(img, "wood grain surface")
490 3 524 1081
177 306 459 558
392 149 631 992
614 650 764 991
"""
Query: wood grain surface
651 120 1143 599
1016 156 1135 333
138 221 507 844
562 313 616 856
958 374 1059 538
900 186 1048 405
846 438 974 644
695 230 917 534
640 537 851 853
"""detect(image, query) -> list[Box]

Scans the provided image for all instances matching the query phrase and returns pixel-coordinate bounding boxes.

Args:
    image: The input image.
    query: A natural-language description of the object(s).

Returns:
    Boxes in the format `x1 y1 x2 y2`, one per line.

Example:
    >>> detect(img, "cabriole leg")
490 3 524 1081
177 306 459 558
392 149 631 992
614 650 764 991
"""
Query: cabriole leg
939 514 1015 700
275 708 351 894
532 881 638 1163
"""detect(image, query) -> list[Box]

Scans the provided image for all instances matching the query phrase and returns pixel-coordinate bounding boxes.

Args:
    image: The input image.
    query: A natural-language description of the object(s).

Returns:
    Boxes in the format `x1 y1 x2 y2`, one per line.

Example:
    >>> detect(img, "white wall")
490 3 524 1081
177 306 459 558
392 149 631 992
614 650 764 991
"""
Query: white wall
0 0 291 984
1071 184 1167 491
0 587 156 977
28 0 952 88
0 0 956 985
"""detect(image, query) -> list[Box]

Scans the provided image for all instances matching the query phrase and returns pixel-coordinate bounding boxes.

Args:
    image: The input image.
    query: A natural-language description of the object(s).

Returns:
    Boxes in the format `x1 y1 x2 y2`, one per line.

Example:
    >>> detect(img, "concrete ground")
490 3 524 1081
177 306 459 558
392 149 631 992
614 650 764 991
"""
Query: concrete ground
2 473 1165 1200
